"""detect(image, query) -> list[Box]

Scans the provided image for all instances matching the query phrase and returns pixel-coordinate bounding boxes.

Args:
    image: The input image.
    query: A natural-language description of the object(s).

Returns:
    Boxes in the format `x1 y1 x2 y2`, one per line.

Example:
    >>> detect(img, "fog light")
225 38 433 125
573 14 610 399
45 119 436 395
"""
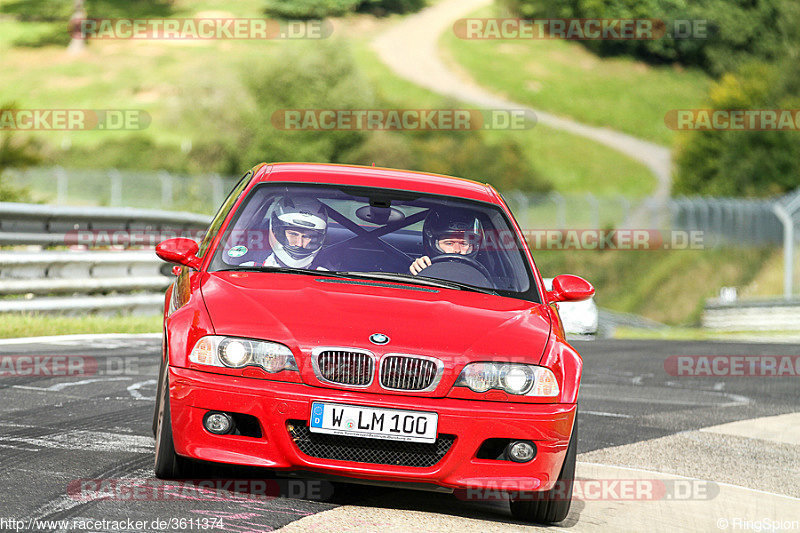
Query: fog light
507 441 536 463
204 412 234 435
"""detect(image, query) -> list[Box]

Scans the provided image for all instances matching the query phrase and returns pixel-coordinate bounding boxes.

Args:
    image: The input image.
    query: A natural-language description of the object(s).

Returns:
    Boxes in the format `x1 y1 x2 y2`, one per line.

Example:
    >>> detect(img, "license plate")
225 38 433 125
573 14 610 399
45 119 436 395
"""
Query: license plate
309 402 438 443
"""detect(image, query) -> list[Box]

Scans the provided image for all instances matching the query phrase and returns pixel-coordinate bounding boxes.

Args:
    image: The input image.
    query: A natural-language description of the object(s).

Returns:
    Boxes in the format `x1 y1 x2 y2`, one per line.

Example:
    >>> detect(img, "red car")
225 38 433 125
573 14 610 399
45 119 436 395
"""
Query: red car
153 162 593 524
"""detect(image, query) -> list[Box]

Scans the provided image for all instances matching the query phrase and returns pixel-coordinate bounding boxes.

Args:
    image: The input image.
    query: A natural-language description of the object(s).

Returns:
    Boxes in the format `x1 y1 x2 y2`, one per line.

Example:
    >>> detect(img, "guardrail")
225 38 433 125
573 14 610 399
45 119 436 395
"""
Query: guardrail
0 202 211 314
702 298 800 331
0 201 211 246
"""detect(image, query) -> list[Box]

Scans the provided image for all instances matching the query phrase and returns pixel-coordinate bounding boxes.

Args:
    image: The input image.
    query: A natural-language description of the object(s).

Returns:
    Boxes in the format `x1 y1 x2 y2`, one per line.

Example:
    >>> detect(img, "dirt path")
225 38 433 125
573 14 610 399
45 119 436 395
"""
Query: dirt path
372 0 672 201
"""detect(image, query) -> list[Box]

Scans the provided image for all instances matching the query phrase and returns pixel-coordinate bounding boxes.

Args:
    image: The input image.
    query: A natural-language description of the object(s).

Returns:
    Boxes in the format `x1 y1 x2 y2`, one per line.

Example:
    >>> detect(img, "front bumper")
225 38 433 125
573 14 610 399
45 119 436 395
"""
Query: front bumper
168 366 576 491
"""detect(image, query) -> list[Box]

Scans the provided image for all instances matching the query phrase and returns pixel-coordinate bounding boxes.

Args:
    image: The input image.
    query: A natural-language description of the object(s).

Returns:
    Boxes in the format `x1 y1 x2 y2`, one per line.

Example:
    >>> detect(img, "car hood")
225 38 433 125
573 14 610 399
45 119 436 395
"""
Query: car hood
201 272 552 364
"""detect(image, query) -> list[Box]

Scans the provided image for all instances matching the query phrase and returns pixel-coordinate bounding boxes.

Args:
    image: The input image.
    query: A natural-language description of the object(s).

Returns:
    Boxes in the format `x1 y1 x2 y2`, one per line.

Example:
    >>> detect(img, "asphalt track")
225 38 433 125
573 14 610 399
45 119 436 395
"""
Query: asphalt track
0 335 797 532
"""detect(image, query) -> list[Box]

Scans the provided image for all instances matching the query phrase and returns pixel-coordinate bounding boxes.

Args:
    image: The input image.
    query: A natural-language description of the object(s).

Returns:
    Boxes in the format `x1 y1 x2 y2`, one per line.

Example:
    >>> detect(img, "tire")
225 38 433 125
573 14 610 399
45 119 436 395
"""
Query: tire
152 354 166 437
509 413 578 524
153 365 192 479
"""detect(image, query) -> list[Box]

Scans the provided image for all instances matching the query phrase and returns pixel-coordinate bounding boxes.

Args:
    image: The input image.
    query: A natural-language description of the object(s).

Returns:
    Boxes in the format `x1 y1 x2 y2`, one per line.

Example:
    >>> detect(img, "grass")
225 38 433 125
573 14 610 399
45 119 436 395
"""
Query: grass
354 41 656 196
1 3 656 200
532 246 775 326
0 313 161 338
441 5 712 145
612 327 800 341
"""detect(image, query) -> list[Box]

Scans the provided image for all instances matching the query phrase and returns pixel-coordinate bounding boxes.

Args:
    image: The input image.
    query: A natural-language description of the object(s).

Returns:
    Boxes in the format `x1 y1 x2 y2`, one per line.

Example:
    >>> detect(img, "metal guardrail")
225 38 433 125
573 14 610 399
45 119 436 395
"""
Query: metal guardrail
0 251 171 296
0 201 211 246
702 298 800 331
598 308 666 330
0 203 211 314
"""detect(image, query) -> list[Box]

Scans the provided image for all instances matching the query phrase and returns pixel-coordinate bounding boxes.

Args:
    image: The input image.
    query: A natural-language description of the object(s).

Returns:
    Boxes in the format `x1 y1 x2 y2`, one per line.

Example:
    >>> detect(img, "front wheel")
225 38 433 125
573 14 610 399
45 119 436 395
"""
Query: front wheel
153 367 192 479
509 413 578 524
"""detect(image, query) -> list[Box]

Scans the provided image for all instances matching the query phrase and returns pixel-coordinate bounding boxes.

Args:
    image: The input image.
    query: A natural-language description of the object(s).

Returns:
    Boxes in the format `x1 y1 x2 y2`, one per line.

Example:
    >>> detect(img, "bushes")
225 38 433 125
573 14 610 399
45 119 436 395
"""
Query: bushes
2 0 176 47
263 0 361 19
0 103 38 202
499 0 795 76
239 41 547 191
673 60 800 196
240 41 374 165
345 131 551 192
357 0 427 16
264 0 426 19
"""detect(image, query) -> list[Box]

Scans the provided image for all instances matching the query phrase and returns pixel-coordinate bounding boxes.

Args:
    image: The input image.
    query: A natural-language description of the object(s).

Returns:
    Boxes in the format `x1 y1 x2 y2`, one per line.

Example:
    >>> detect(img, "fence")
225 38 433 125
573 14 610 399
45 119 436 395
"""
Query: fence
2 166 239 215
503 191 789 246
3 166 796 242
0 202 211 314
2 166 800 312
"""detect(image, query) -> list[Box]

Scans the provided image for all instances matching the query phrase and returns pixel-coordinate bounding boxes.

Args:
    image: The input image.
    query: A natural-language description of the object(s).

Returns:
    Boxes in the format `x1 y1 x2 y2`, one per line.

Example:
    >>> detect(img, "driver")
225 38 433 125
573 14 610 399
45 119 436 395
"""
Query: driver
263 195 331 270
410 208 483 275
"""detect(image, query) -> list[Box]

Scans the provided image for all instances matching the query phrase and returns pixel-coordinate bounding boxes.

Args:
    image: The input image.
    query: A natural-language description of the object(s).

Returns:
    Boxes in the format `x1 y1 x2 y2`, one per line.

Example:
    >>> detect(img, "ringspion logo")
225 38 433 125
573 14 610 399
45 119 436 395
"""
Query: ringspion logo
0 109 149 131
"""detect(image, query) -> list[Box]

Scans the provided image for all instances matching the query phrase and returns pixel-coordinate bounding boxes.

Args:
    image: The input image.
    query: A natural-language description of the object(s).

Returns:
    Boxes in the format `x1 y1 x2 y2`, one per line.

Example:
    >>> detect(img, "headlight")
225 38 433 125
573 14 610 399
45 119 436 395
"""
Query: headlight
455 363 559 397
459 362 498 393
190 336 298 373
499 364 535 395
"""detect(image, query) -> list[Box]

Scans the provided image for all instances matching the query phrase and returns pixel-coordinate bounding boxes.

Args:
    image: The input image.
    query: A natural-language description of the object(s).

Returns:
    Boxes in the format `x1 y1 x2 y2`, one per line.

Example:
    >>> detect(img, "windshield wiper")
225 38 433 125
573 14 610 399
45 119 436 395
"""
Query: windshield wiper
215 266 348 279
336 271 498 296
216 267 498 295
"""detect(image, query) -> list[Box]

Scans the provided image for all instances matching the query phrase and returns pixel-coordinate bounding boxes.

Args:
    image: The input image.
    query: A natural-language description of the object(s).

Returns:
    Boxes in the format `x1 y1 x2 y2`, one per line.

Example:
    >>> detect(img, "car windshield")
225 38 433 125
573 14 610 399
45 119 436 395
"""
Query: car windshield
209 183 538 301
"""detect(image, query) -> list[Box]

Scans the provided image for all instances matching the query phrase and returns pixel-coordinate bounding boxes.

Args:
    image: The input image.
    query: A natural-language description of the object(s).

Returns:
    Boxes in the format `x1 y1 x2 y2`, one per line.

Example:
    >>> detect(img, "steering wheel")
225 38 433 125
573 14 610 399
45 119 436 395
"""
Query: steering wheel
427 254 494 283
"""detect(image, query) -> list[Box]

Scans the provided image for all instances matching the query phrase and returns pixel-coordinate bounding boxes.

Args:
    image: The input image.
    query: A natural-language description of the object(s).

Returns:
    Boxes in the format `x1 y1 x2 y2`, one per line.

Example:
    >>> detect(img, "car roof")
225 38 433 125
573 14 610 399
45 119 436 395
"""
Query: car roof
252 163 501 204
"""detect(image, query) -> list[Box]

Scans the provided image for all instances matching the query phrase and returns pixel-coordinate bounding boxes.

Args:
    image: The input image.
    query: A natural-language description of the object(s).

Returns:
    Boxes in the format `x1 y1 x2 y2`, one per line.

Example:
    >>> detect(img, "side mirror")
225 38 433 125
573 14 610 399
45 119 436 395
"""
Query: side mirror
547 274 594 303
156 238 202 270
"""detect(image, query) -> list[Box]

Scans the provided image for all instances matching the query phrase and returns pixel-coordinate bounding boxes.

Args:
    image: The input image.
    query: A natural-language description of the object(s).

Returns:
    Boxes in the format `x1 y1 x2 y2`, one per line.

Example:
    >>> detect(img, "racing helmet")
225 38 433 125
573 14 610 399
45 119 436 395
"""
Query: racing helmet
267 195 328 268
422 207 483 259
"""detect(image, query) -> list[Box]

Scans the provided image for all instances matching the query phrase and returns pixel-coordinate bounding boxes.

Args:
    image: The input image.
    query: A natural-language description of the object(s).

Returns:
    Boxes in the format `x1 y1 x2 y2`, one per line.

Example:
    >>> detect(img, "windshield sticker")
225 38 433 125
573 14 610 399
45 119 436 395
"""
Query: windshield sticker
227 245 248 258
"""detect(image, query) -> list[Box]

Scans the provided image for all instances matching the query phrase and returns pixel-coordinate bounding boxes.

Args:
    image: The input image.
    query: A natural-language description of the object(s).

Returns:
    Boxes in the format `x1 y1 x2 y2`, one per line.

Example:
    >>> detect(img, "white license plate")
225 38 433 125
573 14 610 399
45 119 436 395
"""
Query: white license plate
309 402 438 443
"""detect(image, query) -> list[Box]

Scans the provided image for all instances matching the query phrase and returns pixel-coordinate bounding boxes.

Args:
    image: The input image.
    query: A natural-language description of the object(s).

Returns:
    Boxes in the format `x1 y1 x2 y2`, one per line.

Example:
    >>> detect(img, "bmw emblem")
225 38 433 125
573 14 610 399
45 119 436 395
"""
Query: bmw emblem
370 333 390 345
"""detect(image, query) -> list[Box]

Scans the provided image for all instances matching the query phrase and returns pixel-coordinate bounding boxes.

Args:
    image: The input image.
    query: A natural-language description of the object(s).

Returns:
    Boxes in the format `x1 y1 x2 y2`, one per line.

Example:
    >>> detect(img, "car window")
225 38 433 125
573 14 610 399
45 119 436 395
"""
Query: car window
208 183 539 302
196 170 253 258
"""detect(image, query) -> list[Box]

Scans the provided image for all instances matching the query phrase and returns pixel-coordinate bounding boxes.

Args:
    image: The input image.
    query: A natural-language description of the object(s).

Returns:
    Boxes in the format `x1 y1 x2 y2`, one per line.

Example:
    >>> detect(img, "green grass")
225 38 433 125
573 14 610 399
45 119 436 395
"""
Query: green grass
0 4 656 200
0 313 161 338
613 327 800 341
354 41 656 196
533 246 775 326
442 5 712 145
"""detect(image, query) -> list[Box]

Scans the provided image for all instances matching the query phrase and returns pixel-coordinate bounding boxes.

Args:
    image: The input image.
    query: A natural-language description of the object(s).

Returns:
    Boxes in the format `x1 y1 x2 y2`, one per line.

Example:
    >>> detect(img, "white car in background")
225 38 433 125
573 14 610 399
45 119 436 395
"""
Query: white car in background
544 278 599 336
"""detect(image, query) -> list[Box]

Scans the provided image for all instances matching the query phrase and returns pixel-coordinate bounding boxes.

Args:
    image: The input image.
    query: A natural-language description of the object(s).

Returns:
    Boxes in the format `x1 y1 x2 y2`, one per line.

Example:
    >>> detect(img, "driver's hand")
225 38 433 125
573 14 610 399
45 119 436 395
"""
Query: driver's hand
409 255 432 275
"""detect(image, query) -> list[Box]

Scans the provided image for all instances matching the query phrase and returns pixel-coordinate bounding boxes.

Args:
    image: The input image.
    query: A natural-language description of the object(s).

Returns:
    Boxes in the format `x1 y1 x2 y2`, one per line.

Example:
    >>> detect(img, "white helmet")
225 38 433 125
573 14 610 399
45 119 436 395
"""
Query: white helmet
267 195 328 268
